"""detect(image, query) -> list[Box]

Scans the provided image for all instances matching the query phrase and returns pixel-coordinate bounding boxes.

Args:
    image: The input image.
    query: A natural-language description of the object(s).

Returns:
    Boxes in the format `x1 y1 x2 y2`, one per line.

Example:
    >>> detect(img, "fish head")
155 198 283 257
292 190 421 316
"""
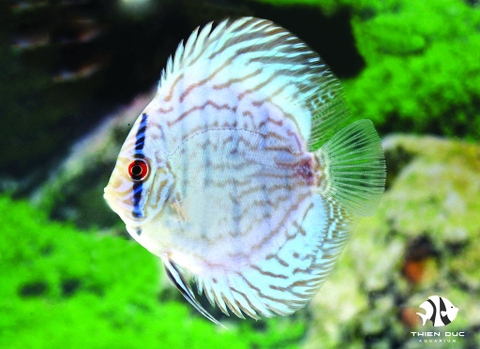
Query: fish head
441 297 459 322
104 114 174 229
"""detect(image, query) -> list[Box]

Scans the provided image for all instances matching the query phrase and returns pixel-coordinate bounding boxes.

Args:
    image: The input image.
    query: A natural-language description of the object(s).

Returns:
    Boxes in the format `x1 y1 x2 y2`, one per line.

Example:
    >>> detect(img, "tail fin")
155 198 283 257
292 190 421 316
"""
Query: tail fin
316 120 386 217
416 312 429 326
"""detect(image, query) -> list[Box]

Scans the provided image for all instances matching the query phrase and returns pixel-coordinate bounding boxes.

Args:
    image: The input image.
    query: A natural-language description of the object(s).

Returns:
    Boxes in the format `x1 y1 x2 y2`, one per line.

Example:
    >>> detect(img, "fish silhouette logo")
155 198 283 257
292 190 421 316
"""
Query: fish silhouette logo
416 295 459 327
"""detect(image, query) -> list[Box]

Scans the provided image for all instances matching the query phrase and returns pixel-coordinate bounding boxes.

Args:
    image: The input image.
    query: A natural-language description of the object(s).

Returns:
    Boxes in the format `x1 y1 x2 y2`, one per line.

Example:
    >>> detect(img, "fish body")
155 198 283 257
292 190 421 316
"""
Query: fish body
104 17 385 324
416 296 459 327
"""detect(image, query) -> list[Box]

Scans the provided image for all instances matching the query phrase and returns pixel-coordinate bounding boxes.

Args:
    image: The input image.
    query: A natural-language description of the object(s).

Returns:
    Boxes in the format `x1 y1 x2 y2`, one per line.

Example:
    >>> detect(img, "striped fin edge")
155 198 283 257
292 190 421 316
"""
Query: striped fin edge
163 259 227 329
194 198 356 321
158 16 349 148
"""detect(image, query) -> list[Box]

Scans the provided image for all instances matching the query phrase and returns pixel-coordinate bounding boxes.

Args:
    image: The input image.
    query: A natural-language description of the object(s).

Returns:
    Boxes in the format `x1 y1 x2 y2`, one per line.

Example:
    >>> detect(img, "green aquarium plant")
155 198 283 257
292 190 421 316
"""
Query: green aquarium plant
0 195 305 349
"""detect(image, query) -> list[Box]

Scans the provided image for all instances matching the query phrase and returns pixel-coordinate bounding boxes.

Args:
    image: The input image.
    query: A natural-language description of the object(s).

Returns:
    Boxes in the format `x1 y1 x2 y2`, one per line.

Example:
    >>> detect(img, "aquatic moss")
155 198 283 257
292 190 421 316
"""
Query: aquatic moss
346 0 480 139
0 196 306 348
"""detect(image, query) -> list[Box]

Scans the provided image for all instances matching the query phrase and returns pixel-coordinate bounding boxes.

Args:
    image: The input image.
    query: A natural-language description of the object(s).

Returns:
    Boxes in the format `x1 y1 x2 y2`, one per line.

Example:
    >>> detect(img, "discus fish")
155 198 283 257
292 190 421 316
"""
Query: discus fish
104 17 385 325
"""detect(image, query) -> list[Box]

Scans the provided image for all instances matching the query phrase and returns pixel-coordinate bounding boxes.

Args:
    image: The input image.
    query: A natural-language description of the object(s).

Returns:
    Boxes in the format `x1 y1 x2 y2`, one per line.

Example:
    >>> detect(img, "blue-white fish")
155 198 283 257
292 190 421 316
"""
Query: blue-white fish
104 17 385 325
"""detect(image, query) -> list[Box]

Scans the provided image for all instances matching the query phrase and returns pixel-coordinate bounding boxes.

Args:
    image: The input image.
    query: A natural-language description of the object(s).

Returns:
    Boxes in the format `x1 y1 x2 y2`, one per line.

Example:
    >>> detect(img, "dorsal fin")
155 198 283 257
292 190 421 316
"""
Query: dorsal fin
158 17 350 150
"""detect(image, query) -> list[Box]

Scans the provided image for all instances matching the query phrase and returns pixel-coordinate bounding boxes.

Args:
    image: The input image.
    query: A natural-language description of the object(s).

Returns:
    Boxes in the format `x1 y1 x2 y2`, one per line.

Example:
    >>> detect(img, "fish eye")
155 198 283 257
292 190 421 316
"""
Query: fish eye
127 158 149 181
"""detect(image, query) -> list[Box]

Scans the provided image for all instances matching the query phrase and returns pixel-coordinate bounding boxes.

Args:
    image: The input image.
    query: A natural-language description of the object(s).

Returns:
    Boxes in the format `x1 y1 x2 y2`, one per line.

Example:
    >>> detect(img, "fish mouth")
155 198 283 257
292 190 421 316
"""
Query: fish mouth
103 186 118 212
103 185 145 228
103 180 162 228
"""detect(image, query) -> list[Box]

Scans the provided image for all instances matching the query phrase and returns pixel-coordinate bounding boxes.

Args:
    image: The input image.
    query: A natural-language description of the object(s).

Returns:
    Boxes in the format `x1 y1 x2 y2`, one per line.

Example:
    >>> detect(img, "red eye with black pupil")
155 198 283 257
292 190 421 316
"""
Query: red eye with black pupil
128 159 149 181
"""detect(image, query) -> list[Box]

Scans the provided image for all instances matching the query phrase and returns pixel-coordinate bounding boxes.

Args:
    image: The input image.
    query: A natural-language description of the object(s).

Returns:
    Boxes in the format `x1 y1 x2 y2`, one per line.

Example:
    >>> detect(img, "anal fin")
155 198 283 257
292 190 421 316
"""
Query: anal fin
163 258 226 329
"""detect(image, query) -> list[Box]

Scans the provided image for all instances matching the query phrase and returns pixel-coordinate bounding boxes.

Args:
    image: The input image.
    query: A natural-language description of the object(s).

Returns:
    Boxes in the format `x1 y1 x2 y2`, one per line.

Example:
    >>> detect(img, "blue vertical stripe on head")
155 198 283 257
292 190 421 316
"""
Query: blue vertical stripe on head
132 113 148 221
134 113 148 157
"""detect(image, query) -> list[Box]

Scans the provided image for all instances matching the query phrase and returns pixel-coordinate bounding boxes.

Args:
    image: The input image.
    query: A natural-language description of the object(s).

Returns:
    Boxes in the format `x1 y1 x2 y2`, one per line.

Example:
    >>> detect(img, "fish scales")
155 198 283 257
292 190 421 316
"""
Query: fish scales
104 17 385 325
